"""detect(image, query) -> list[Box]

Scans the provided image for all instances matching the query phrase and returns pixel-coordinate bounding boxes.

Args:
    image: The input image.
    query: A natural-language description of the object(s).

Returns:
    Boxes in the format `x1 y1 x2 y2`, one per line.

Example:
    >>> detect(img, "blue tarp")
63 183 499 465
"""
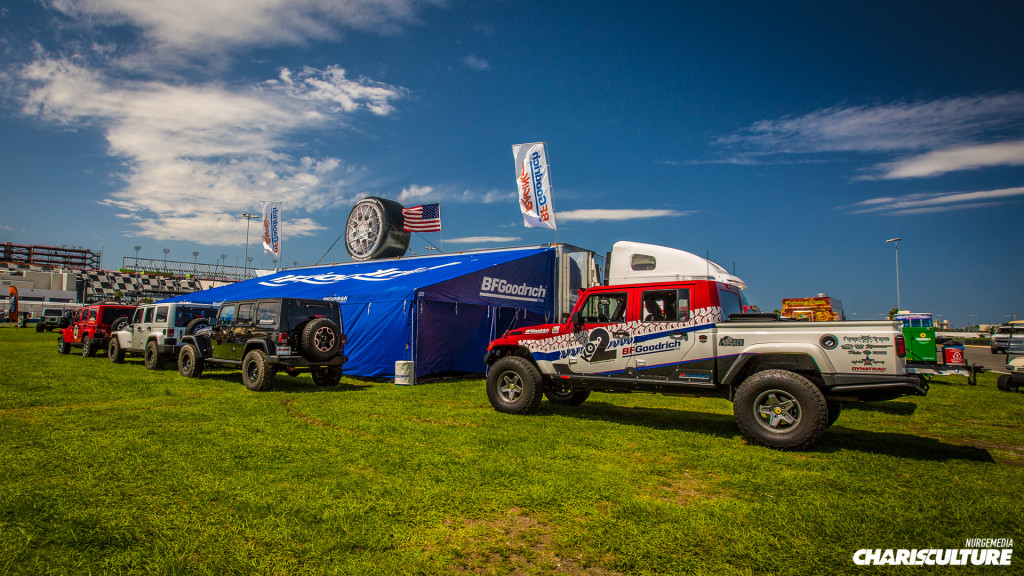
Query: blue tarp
163 247 555 377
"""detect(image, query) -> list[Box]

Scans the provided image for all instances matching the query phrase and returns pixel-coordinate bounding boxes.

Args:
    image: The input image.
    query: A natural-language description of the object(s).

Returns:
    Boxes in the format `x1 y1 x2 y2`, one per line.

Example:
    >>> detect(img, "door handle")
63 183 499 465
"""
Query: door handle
669 331 688 340
613 331 629 338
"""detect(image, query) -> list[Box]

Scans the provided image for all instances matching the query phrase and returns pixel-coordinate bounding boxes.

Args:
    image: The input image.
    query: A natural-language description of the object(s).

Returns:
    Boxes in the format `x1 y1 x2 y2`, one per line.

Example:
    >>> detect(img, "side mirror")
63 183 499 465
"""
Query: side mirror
571 310 583 330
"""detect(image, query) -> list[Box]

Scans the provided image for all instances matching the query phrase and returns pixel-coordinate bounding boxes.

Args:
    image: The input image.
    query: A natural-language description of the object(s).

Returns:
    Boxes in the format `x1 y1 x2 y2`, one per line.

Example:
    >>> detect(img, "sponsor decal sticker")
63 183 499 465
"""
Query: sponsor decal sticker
820 334 838 349
719 336 745 347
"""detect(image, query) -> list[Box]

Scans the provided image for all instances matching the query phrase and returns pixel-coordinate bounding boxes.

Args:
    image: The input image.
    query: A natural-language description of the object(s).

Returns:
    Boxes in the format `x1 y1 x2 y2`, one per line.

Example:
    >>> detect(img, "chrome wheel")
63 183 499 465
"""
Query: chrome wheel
345 201 385 260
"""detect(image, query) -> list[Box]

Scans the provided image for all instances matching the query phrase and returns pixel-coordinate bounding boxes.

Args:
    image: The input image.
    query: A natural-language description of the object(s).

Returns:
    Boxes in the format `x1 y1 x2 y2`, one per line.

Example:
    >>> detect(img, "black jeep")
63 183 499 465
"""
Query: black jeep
177 297 347 391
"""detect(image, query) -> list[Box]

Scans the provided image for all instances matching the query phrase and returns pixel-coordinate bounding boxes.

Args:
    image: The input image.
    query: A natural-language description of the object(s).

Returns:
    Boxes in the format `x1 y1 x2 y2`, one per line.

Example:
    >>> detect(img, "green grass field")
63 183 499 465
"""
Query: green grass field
1 326 1022 575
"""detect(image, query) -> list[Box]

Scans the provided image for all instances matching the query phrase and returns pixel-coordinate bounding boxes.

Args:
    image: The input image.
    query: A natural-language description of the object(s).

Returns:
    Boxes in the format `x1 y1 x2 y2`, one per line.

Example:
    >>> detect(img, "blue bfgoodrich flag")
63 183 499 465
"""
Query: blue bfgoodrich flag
402 203 441 232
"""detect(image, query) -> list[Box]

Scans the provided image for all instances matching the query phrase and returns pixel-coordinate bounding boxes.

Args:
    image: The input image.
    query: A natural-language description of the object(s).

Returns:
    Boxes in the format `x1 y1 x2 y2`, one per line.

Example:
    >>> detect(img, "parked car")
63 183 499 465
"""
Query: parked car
177 297 347 391
108 302 217 369
991 325 1013 354
35 307 71 332
996 331 1024 392
57 303 138 357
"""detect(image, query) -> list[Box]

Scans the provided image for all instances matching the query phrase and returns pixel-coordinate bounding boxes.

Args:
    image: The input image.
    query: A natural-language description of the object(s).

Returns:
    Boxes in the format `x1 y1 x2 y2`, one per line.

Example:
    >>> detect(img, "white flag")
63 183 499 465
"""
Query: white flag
262 202 282 259
512 142 557 230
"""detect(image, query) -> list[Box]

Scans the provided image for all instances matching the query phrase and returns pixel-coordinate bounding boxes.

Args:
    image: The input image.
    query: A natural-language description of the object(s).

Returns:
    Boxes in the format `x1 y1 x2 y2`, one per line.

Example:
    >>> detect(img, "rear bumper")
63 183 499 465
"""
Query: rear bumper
822 373 929 401
269 354 348 368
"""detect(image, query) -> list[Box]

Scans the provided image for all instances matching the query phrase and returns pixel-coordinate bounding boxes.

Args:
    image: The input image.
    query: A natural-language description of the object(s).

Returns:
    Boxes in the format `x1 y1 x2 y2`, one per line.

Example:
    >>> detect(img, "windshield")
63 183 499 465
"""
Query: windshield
284 300 341 331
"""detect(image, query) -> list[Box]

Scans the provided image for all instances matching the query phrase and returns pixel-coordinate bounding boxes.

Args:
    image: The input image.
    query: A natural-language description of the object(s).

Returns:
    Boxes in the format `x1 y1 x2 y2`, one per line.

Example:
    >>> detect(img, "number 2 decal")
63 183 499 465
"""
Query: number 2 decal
580 328 617 363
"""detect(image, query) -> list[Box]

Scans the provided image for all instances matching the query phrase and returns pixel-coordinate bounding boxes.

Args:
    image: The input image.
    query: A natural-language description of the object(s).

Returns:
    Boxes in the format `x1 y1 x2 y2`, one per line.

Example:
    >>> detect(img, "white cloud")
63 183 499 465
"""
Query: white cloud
398 184 435 203
461 55 490 71
19 57 407 245
558 209 692 222
445 236 522 244
878 140 1024 179
48 0 436 55
721 94 1024 155
844 186 1024 215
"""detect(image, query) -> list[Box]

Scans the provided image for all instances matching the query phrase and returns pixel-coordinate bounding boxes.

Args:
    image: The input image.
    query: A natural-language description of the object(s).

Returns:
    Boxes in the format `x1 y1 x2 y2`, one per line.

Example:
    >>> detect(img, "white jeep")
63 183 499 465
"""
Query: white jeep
108 302 217 369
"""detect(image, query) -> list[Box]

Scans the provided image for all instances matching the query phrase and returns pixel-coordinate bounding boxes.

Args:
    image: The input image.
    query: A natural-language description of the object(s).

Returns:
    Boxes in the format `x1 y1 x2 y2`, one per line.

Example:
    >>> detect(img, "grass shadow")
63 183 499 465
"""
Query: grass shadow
549 402 994 463
844 401 918 416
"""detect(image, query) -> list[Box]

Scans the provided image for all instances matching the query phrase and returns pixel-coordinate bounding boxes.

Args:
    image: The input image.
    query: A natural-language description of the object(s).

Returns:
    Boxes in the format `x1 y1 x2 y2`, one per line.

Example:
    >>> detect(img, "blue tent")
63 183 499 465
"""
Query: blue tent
163 247 555 378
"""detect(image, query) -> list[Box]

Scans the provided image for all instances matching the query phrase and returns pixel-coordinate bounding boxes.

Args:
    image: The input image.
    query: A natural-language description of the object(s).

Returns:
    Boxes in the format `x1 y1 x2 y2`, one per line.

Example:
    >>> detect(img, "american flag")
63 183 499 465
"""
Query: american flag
402 203 441 232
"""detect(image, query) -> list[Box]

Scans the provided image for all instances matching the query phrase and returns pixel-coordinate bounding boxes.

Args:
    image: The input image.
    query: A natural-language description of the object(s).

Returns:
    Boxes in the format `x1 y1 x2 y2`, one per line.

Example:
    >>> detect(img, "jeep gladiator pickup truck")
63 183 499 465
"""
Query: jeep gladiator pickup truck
483 242 926 450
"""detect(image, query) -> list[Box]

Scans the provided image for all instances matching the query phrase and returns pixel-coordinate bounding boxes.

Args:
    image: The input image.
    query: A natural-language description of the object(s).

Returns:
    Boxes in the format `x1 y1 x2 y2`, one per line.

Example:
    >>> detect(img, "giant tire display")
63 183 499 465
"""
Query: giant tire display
344 197 410 261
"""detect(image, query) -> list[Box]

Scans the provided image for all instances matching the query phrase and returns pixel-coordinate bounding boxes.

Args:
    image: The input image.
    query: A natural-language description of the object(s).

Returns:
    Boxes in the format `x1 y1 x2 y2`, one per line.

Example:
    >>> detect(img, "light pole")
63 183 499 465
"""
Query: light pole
220 254 227 278
162 248 170 273
885 237 902 311
242 212 259 279
133 245 142 276
192 251 199 277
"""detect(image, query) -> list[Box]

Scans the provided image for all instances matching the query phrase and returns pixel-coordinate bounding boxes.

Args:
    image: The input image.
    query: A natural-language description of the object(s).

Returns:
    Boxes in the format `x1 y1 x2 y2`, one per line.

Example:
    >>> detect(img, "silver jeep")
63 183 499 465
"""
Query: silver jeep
108 302 217 370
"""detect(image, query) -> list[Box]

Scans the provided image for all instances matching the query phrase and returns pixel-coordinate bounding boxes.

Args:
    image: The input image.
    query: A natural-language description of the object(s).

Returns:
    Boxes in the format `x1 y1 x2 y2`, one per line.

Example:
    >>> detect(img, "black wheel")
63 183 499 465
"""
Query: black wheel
826 401 842 427
178 343 204 378
486 356 544 415
111 316 129 333
144 341 162 370
108 338 125 363
184 317 209 336
57 335 69 355
544 384 591 406
59 315 71 329
35 322 43 333
344 196 410 261
242 349 274 391
81 338 95 357
301 318 340 362
312 366 342 387
733 370 829 450
997 374 1019 392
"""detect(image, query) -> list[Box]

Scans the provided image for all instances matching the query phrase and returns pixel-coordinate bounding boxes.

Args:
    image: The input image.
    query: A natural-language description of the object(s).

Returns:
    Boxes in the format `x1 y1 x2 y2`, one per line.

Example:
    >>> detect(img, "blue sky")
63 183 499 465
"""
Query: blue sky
1 1 1022 326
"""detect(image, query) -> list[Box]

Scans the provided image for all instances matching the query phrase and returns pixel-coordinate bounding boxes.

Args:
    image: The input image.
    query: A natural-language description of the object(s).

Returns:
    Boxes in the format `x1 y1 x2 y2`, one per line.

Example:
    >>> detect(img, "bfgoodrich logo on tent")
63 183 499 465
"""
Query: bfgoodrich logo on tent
479 276 548 303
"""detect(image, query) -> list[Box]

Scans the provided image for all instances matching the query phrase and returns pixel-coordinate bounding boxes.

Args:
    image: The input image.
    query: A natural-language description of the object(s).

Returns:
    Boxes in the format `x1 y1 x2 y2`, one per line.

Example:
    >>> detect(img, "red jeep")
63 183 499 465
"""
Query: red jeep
57 304 137 357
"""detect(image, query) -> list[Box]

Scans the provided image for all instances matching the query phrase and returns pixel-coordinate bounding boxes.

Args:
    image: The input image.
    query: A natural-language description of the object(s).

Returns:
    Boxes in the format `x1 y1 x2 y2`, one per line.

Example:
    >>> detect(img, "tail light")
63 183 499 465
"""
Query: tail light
339 334 347 351
278 332 290 346
895 335 906 358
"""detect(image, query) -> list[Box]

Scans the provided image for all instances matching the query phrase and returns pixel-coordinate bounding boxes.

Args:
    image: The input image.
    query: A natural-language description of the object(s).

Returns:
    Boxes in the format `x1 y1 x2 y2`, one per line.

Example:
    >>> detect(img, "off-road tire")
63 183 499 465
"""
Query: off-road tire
242 349 274 391
81 338 95 357
486 356 544 415
144 341 163 370
57 335 70 355
301 318 340 362
35 322 43 333
733 369 829 450
544 385 591 406
178 343 204 378
826 401 842 427
344 196 410 261
108 338 125 363
111 316 129 333
185 317 209 336
312 366 342 387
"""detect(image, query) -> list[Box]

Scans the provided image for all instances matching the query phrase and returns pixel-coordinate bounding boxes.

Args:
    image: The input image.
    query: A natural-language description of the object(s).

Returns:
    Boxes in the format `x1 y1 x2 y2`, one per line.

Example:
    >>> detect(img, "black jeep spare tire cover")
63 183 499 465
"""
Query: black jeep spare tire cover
301 318 340 362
